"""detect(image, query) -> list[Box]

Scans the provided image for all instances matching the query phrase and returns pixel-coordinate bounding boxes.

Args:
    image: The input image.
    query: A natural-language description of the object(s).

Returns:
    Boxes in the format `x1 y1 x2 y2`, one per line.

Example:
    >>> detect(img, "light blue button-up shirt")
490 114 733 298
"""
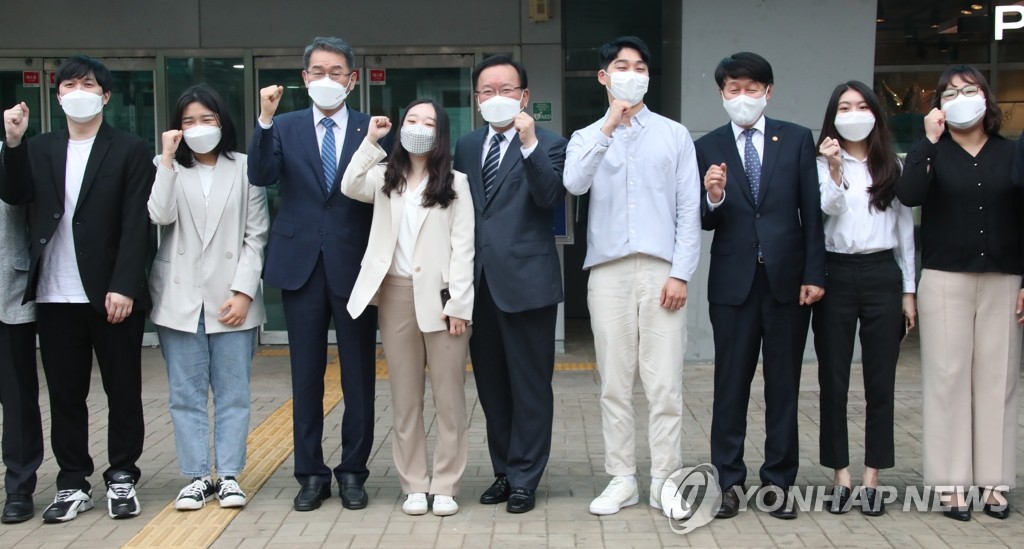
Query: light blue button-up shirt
564 106 701 282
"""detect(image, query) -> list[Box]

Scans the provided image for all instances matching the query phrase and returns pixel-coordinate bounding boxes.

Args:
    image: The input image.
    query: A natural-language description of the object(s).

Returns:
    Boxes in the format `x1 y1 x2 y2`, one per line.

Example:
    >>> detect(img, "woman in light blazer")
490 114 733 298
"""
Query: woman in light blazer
148 84 269 511
341 99 474 517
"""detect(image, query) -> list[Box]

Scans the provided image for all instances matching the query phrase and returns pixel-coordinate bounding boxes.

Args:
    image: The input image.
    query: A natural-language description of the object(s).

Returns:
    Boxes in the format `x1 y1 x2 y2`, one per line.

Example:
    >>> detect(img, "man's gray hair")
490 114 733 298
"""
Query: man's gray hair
303 36 355 71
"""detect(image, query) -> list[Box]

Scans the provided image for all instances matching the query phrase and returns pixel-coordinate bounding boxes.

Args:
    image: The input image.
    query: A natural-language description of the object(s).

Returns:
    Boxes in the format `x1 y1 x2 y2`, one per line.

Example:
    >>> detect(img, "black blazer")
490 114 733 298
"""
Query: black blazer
696 118 825 305
247 106 374 298
453 127 567 313
0 123 155 312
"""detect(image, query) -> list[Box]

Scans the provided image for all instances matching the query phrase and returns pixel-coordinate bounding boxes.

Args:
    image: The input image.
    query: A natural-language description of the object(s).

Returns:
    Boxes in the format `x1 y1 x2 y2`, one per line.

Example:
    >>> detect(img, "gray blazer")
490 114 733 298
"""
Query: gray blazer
0 200 35 324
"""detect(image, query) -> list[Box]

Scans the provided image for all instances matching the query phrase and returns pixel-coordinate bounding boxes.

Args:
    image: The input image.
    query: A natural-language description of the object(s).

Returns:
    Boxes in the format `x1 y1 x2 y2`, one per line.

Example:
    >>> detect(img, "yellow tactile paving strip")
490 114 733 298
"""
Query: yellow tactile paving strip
125 347 593 548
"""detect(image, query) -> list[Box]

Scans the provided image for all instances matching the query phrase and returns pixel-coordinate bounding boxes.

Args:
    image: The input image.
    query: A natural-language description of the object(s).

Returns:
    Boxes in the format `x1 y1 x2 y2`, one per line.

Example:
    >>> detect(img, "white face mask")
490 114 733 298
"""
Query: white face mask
722 89 768 127
479 95 522 127
400 124 436 155
942 94 986 130
307 78 349 110
833 111 875 143
183 125 222 155
60 89 105 123
608 71 649 106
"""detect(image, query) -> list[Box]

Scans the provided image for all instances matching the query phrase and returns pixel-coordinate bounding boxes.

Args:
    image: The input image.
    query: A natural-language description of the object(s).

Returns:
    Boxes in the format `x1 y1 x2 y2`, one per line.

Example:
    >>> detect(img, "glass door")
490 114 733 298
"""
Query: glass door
0 58 46 143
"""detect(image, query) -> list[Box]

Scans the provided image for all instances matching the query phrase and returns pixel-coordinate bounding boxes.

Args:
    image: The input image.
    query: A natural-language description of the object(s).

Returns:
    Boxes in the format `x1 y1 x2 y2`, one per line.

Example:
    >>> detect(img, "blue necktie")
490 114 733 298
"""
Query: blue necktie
321 118 337 194
742 128 761 204
482 133 503 200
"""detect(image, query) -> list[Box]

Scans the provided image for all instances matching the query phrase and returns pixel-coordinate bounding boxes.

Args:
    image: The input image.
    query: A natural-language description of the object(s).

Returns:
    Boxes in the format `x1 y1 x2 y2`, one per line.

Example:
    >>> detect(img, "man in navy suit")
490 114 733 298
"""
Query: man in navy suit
248 36 377 512
695 52 825 520
452 55 567 514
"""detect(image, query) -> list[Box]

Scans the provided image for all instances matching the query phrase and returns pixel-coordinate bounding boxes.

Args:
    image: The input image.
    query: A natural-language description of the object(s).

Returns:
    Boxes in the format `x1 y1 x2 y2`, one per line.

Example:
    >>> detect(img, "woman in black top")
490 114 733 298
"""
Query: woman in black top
896 65 1023 522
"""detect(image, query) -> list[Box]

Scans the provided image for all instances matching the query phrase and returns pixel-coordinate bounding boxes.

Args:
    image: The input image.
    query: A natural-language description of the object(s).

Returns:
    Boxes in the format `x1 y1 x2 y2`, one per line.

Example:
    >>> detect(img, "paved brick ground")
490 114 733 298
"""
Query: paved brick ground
2 329 1023 548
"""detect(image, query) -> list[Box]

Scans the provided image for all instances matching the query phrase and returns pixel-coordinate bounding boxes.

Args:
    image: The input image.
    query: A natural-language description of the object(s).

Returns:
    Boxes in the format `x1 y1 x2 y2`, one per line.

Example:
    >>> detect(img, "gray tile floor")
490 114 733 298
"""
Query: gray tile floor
2 326 1024 548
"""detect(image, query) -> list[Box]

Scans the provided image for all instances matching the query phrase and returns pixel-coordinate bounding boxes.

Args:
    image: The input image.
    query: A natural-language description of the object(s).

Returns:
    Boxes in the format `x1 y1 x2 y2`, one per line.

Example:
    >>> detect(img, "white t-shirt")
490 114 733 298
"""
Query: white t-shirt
37 137 94 303
197 161 215 203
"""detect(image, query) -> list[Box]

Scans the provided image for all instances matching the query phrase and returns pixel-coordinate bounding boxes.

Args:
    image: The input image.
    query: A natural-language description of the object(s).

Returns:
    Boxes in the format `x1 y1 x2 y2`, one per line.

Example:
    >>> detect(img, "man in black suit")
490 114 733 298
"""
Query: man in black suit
452 55 567 514
248 36 378 512
1 56 154 523
695 52 825 520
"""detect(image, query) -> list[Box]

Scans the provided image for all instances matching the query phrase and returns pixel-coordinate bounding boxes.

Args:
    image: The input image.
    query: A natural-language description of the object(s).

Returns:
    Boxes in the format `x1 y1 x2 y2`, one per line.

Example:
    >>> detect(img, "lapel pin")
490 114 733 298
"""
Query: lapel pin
357 128 362 132
771 136 778 142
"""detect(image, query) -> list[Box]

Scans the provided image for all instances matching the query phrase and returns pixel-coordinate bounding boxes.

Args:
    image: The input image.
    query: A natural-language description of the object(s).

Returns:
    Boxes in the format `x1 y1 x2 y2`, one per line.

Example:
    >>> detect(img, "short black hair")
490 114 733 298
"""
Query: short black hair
55 55 113 94
598 36 652 69
170 83 237 168
472 55 528 91
303 36 355 72
714 52 774 89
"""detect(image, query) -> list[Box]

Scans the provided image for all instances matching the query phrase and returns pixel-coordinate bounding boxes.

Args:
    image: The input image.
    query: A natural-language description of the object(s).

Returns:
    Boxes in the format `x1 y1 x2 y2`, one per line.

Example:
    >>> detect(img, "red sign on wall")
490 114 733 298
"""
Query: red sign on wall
369 68 386 86
22 71 40 88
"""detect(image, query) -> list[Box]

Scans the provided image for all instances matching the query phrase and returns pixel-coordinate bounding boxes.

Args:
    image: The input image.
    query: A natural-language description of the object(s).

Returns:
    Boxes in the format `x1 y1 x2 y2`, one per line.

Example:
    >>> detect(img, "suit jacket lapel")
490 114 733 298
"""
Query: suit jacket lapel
49 131 69 207
75 125 112 214
758 118 781 205
333 107 365 201
202 157 234 248
716 125 754 208
464 128 487 213
485 132 522 209
297 109 325 194
179 165 208 241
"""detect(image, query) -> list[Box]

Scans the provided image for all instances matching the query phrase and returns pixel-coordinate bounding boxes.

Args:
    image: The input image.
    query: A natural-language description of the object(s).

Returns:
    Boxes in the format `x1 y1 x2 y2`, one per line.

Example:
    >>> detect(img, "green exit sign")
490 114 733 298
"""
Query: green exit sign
532 102 552 122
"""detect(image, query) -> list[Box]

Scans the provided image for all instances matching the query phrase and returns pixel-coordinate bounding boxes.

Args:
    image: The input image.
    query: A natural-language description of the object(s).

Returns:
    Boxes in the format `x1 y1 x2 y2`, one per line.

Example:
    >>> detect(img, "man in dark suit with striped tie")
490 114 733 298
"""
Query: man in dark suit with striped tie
452 55 567 514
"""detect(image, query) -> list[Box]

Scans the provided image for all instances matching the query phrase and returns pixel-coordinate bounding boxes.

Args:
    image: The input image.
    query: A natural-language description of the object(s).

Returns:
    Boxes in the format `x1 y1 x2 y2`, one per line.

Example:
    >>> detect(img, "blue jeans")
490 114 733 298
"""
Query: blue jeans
157 314 256 477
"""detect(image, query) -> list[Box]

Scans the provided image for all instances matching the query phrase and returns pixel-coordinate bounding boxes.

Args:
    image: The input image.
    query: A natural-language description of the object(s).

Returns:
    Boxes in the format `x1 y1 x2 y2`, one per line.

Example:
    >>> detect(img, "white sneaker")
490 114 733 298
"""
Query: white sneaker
432 495 459 516
650 477 666 509
216 477 247 508
175 478 215 511
589 476 639 515
654 477 694 519
402 493 428 515
42 489 94 523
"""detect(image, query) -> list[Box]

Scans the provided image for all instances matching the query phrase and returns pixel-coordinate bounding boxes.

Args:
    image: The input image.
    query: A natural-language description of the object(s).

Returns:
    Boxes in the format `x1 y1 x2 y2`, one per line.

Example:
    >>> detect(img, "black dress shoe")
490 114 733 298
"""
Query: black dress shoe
506 487 535 513
984 501 1010 520
480 475 511 504
827 485 852 514
942 505 971 521
293 483 331 512
716 486 742 519
338 473 368 510
763 487 797 519
861 487 885 517
1 494 34 523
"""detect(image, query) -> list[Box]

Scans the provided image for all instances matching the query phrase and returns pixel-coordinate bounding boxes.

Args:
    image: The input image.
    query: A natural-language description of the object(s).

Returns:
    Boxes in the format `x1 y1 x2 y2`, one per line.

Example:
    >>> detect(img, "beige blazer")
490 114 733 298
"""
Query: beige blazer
342 139 474 333
148 153 269 333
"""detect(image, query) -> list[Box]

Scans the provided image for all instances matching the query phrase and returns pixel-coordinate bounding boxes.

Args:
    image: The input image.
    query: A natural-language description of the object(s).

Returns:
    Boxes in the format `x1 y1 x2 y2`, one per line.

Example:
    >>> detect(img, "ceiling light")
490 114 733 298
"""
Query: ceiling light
233 64 244 69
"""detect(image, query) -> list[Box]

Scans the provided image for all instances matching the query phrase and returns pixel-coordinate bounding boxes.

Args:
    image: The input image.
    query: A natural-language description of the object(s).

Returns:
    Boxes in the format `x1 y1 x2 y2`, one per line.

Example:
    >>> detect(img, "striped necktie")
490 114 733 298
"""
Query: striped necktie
321 117 337 194
482 133 504 200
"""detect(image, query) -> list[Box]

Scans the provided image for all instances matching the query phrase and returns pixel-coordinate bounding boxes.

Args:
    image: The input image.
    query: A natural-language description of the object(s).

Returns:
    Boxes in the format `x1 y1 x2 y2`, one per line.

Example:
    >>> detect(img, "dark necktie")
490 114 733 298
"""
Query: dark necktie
482 133 504 200
321 118 337 194
742 128 761 204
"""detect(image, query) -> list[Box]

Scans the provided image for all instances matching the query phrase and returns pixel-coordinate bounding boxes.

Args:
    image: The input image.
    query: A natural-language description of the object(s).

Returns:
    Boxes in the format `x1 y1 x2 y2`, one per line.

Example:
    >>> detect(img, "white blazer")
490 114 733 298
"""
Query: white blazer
342 139 474 333
148 153 269 333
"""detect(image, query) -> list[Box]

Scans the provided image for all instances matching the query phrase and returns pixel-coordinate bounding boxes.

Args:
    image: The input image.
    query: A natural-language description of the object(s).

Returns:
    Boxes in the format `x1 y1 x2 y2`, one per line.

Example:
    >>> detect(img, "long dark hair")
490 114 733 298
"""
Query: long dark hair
817 81 900 212
383 99 456 208
931 64 1002 136
170 84 237 168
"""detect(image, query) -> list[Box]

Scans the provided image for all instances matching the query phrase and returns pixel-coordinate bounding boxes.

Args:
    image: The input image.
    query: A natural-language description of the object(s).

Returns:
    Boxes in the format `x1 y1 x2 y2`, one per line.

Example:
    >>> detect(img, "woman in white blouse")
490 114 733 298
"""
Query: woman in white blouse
812 81 916 517
148 84 269 511
341 99 474 517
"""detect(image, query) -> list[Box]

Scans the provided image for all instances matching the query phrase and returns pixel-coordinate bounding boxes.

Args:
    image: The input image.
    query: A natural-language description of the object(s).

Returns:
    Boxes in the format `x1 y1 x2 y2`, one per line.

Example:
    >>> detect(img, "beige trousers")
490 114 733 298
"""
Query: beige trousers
378 276 469 496
918 269 1021 489
588 254 686 478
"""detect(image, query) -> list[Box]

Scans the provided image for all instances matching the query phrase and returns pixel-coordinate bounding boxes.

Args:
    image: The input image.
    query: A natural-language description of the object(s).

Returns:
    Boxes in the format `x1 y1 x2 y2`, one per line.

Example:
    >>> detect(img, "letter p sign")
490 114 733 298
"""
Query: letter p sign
996 6 1024 40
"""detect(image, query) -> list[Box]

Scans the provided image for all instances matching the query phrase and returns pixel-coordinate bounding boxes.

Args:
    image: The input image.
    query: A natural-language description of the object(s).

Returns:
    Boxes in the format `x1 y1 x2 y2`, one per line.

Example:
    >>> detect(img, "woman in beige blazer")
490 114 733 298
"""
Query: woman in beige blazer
342 99 474 516
148 85 269 512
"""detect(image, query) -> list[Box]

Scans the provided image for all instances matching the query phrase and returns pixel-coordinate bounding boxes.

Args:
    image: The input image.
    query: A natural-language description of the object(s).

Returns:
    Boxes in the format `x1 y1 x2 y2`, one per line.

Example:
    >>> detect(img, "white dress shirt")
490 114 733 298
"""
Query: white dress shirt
390 177 426 278
818 152 916 292
564 106 701 282
258 105 348 166
480 125 537 165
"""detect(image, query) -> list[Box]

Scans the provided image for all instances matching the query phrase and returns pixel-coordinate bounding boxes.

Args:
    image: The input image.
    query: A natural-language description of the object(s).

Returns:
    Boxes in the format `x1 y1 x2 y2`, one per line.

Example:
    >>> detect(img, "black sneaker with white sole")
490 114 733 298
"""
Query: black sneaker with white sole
42 488 94 523
216 477 246 508
175 478 215 511
106 471 141 519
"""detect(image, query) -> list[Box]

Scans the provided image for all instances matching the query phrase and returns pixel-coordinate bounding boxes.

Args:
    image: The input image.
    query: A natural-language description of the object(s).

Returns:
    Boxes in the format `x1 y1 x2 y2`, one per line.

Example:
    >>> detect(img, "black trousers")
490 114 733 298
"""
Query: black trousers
0 320 42 495
709 263 810 490
812 251 903 470
282 254 378 486
36 304 145 491
470 273 556 490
